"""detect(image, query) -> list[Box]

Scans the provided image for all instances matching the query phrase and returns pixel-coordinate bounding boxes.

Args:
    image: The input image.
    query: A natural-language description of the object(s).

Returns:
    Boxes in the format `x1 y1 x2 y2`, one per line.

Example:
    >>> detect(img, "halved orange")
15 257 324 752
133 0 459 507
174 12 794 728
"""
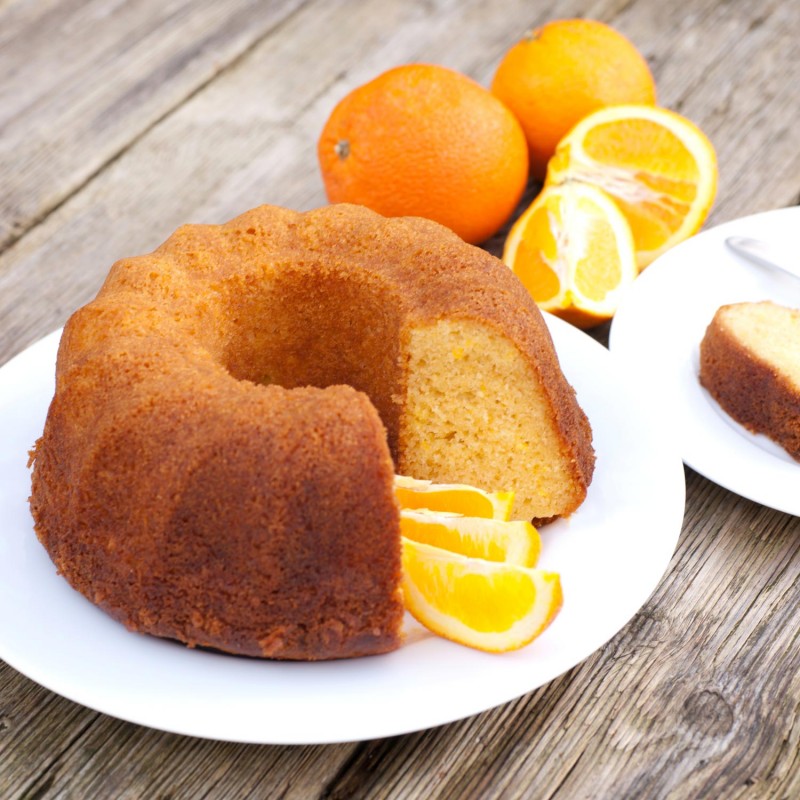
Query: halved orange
400 508 541 567
394 475 514 521
503 182 638 329
546 104 718 268
401 538 562 652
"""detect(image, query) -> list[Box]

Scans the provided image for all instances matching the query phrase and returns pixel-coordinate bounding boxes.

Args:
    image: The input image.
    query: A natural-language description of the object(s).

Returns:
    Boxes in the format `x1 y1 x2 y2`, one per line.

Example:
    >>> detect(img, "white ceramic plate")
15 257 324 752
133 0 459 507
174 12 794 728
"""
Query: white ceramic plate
0 315 684 744
610 206 800 517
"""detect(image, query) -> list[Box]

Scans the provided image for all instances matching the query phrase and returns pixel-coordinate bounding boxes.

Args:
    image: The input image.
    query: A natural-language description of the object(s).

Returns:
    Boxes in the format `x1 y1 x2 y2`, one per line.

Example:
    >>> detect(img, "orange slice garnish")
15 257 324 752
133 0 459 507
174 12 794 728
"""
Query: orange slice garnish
394 475 514 521
401 538 562 652
400 508 541 567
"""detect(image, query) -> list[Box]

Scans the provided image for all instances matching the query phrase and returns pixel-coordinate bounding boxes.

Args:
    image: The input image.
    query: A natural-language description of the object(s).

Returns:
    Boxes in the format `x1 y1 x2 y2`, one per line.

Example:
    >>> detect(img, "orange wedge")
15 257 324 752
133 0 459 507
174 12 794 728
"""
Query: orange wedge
401 538 562 652
545 104 718 269
503 182 638 329
394 475 514 521
400 508 541 567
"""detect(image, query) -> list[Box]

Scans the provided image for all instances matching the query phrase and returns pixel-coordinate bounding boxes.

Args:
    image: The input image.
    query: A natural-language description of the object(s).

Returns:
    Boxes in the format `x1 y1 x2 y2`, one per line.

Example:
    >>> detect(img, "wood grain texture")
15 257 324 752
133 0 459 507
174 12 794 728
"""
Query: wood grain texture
1 0 799 797
0 0 307 252
11 713 355 800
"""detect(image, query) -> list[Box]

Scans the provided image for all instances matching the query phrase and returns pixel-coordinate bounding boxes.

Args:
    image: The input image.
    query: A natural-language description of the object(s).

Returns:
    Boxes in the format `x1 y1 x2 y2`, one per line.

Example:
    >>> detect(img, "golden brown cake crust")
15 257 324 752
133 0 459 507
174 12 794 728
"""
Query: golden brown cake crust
29 203 594 660
699 301 800 461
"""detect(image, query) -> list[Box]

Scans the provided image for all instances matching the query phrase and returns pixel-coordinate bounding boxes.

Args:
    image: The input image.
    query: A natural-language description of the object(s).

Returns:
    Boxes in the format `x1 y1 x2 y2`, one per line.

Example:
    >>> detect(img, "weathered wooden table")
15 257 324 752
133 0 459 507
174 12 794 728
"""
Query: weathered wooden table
1 1 798 797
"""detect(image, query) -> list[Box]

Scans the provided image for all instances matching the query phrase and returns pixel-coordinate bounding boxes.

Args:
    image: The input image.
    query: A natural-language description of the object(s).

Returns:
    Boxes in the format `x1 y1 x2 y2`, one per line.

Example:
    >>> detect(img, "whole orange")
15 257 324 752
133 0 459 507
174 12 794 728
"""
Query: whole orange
491 19 657 179
317 64 529 245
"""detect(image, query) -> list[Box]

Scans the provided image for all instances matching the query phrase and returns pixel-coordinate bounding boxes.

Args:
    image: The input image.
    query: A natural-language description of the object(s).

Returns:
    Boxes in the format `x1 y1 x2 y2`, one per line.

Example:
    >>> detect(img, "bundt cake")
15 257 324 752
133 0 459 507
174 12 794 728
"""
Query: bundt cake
699 300 800 461
29 203 595 660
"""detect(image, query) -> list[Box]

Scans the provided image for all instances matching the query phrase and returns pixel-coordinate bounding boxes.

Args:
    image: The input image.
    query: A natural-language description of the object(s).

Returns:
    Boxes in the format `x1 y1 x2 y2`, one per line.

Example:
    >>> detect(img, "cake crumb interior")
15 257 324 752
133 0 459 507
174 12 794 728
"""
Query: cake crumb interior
399 319 579 521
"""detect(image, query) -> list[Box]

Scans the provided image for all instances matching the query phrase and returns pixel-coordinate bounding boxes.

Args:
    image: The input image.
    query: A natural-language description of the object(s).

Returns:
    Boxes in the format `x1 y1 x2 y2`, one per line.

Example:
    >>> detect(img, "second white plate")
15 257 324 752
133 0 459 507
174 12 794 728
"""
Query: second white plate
610 205 800 516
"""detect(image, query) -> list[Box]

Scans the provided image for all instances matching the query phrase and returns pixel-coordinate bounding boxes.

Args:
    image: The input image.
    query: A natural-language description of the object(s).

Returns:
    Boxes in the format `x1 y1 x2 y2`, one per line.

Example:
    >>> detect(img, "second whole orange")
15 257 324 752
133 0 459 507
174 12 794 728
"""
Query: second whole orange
318 64 529 245
491 19 657 180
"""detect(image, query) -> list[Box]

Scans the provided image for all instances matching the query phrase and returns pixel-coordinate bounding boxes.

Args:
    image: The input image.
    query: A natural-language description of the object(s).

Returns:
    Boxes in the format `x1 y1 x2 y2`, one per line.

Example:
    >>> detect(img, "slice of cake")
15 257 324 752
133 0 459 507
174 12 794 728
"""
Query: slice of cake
699 300 800 460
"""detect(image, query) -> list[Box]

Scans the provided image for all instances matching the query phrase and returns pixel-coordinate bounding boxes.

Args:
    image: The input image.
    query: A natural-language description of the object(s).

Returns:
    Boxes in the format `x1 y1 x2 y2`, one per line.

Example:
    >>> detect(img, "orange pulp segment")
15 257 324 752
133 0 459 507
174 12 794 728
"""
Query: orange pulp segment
394 475 514 521
401 538 562 652
545 104 718 269
400 508 541 567
503 182 637 329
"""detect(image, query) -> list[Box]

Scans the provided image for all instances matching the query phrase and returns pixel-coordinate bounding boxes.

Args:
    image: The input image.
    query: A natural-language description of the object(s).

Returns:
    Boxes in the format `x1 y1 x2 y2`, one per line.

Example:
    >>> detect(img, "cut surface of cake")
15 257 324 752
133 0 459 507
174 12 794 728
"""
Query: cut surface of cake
29 203 595 660
699 300 800 461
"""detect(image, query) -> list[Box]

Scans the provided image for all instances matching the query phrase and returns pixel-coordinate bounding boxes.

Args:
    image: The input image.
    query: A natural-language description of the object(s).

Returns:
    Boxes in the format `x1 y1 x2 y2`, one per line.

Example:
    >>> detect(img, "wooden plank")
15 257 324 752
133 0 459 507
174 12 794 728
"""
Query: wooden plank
13 708 355 799
0 667 98 798
0 0 306 252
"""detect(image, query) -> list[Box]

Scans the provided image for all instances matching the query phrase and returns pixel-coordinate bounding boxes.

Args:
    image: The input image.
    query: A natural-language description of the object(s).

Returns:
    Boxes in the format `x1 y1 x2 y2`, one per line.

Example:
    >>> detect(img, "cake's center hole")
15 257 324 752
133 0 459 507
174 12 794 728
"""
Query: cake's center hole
220 267 405 453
